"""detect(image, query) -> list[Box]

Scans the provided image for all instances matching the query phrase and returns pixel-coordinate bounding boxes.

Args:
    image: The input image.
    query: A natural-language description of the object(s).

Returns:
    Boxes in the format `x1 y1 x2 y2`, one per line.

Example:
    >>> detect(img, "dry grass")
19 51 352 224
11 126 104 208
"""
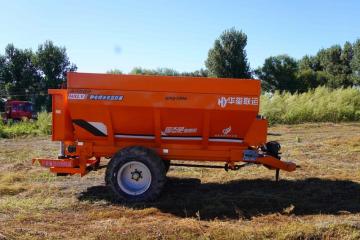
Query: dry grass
0 123 359 239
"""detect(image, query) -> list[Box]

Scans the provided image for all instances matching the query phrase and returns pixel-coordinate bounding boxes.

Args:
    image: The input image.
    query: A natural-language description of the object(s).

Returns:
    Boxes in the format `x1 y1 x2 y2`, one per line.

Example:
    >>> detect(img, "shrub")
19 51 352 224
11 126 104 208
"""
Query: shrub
0 112 51 138
35 111 52 135
261 86 360 124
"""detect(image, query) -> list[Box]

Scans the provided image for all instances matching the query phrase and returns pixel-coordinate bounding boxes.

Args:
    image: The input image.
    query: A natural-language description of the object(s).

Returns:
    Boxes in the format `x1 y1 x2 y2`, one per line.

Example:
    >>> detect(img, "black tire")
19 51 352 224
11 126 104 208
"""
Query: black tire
105 146 166 202
266 141 281 159
163 160 171 173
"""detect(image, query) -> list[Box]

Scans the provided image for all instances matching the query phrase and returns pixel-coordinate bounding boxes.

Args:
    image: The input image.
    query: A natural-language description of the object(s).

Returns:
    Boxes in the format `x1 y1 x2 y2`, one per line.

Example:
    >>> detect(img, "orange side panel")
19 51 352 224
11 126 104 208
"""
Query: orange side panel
244 119 268 147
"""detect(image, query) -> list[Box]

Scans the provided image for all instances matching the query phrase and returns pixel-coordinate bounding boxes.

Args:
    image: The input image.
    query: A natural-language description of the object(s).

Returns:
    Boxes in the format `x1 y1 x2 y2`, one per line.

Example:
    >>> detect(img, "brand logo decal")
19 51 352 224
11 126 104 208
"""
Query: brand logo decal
68 93 87 100
217 96 258 108
215 125 238 138
222 126 232 135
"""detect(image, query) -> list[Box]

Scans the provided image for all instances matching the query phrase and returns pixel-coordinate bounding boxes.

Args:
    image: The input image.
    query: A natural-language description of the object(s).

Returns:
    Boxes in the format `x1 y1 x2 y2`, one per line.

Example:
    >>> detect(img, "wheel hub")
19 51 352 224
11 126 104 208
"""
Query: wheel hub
117 161 152 196
131 169 142 181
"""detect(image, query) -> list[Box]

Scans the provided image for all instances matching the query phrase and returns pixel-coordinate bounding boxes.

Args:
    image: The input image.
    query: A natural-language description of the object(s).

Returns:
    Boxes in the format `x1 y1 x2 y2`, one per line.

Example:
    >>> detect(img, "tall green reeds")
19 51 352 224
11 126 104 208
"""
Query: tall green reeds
260 86 360 124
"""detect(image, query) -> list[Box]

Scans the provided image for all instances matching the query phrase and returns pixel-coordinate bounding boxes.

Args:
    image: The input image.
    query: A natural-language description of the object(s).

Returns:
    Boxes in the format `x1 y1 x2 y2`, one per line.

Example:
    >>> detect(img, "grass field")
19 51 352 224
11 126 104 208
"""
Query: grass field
0 123 359 239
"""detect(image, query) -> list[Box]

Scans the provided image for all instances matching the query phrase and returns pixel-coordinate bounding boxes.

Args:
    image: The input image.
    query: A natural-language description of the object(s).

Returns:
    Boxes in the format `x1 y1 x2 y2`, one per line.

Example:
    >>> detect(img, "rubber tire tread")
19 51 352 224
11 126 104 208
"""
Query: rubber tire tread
105 146 166 202
163 160 171 173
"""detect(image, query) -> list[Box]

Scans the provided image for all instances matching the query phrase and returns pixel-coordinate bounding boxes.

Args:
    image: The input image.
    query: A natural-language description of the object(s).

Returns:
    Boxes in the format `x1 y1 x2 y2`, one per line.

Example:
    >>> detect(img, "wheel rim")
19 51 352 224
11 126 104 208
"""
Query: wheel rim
117 161 152 196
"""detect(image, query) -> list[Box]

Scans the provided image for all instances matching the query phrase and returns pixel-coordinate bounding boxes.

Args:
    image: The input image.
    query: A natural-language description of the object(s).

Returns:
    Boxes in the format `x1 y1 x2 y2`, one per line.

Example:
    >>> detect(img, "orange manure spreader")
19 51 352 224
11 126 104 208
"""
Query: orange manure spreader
33 72 296 202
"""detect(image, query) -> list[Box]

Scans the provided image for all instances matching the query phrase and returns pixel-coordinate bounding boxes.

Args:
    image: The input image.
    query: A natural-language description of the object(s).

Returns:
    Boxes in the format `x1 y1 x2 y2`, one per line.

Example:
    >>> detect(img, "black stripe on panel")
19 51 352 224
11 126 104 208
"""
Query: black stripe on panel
72 119 107 137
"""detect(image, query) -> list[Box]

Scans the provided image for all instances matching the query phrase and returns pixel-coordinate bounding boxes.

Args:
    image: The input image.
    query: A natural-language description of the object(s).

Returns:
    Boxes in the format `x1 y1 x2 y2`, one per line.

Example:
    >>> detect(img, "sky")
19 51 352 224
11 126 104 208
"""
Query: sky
0 0 359 73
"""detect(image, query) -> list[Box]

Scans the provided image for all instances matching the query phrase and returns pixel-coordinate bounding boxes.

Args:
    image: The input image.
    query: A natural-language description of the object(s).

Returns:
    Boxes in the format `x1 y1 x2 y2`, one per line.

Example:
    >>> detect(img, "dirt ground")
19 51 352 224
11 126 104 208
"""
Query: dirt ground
0 123 359 240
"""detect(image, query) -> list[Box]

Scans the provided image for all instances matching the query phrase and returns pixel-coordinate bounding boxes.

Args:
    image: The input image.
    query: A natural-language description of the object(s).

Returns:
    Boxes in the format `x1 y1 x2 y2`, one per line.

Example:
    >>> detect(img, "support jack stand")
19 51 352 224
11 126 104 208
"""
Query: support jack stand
275 169 280 182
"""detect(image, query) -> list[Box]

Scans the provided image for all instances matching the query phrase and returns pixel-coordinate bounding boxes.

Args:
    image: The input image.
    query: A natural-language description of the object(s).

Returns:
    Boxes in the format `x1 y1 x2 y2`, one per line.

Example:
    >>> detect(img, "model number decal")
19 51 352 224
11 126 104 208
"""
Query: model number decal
162 127 197 135
218 96 258 108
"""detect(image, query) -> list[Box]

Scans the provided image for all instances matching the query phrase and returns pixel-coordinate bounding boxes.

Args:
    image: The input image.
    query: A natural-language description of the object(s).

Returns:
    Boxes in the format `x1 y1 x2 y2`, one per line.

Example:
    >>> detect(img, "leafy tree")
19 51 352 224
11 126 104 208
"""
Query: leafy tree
296 69 318 90
298 55 312 71
255 55 300 92
0 55 6 96
129 67 208 77
107 69 123 74
298 55 321 72
180 68 209 77
34 40 77 110
0 56 5 111
341 41 353 70
205 28 251 78
0 41 76 111
296 69 331 90
298 54 331 89
351 39 360 85
315 71 333 86
0 44 40 101
153 68 179 76
298 42 357 88
317 46 342 75
35 40 77 89
130 67 179 76
315 45 354 87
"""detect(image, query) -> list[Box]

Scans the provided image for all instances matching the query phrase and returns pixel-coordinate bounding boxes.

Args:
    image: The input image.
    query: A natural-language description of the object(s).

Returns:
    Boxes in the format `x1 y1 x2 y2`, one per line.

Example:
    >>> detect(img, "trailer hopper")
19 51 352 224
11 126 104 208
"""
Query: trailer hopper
33 72 296 201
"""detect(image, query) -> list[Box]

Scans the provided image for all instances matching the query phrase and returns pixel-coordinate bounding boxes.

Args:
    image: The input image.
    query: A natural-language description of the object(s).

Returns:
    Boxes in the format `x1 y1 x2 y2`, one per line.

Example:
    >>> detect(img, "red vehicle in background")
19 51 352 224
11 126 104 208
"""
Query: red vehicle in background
1 100 36 123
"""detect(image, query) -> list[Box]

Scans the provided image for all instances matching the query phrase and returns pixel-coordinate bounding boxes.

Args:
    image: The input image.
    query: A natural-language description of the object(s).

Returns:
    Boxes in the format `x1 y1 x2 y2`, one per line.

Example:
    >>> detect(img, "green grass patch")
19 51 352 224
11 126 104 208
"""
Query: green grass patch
0 172 27 196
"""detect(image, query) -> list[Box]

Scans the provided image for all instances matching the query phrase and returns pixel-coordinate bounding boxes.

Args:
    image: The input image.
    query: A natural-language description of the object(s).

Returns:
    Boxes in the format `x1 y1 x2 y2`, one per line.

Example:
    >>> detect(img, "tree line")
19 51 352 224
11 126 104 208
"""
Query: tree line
0 41 76 111
1 28 360 111
107 67 209 77
117 28 360 93
256 41 360 92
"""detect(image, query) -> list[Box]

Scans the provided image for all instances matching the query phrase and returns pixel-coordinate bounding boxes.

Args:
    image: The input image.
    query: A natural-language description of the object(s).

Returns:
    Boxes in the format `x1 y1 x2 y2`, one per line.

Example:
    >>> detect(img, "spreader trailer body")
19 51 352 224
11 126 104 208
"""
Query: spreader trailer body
34 72 296 201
